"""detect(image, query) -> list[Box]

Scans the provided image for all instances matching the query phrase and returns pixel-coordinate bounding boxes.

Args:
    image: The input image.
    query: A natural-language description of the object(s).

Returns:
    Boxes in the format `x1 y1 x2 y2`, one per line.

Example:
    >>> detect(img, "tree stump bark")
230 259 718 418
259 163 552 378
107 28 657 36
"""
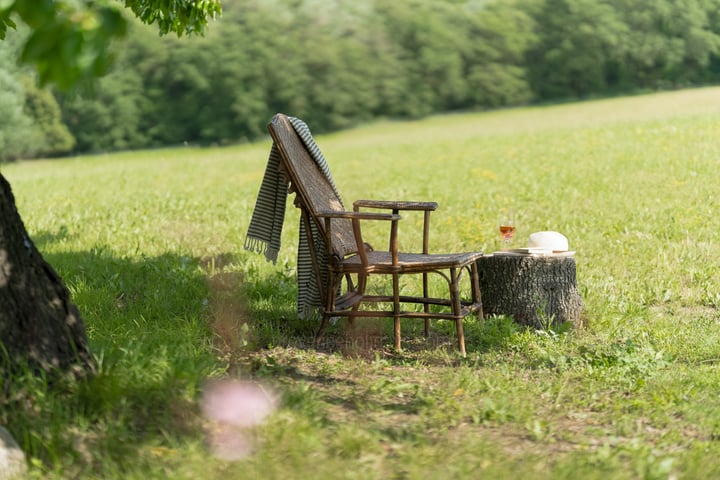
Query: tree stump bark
477 255 584 329
0 173 92 376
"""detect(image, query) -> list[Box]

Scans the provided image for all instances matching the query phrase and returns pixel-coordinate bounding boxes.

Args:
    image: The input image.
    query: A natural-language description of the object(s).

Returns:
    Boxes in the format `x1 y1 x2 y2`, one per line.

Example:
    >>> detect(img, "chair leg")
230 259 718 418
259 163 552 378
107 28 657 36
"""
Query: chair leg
423 272 430 337
394 318 401 352
450 267 466 357
347 273 367 331
456 318 466 357
316 314 330 348
317 272 342 348
393 272 401 352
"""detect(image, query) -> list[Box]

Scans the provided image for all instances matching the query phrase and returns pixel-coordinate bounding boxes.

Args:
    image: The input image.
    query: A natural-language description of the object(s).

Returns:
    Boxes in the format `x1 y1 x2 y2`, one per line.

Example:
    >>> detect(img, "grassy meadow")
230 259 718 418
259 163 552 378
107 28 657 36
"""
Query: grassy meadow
3 86 720 478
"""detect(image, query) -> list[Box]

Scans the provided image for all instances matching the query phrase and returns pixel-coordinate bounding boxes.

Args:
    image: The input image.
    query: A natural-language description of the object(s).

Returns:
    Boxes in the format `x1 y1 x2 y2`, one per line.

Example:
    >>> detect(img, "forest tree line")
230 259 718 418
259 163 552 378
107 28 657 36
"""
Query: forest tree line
1 0 719 161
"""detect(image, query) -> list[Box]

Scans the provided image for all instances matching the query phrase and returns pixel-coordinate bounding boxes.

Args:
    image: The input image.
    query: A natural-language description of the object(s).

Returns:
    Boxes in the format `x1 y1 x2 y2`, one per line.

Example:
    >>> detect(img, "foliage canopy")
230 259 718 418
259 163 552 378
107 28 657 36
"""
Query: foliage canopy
0 0 221 88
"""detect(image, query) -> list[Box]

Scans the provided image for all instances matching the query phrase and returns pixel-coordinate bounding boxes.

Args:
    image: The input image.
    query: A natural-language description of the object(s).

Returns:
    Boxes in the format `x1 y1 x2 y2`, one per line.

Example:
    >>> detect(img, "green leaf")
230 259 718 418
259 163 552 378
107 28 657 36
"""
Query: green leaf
21 27 60 62
0 10 15 39
98 6 128 37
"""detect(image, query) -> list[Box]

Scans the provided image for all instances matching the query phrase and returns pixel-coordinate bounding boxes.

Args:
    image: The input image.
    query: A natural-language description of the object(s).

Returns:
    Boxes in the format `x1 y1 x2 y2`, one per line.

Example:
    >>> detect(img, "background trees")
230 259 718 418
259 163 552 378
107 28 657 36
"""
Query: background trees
1 0 720 160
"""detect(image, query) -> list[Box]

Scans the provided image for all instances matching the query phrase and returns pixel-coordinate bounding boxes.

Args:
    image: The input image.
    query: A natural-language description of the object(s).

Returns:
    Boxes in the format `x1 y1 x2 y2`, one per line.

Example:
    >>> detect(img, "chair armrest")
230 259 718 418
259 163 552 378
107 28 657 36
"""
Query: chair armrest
316 210 400 267
353 201 437 254
317 210 401 221
353 200 438 211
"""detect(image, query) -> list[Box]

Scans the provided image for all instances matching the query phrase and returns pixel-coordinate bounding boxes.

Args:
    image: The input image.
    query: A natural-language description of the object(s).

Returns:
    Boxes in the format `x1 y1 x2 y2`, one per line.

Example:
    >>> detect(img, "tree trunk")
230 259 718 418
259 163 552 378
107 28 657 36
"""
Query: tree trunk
477 255 584 329
0 173 92 376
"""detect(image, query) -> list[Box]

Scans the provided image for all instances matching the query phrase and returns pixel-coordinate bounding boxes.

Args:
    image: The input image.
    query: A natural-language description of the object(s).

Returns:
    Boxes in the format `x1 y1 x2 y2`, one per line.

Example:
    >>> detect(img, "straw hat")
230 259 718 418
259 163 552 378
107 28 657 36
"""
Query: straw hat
527 231 569 252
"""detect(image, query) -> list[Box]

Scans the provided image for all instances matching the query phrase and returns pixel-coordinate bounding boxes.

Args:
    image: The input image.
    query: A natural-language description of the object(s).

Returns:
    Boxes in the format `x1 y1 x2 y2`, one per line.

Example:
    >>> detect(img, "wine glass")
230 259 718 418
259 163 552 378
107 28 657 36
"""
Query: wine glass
498 211 515 247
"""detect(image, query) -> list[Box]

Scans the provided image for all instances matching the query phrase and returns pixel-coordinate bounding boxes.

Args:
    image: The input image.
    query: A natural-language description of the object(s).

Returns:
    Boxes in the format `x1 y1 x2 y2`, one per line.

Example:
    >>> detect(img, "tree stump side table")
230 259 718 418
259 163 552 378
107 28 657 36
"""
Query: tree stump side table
476 254 584 329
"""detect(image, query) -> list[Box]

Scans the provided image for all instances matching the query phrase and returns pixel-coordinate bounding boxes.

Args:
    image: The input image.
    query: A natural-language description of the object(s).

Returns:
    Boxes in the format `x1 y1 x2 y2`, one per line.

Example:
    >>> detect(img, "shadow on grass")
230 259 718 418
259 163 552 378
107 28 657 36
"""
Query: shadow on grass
3 229 221 475
11 230 529 474
242 298 523 362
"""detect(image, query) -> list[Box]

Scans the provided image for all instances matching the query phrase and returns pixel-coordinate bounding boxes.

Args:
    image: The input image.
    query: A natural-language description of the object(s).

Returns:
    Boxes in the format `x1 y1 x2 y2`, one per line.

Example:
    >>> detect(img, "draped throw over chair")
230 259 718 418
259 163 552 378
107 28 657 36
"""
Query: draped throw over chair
259 113 484 355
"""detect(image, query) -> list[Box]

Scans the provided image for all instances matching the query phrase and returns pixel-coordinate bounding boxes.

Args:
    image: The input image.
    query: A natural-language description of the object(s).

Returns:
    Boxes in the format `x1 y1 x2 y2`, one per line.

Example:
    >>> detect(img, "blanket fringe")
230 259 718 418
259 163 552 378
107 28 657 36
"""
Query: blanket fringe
244 236 279 264
243 236 265 254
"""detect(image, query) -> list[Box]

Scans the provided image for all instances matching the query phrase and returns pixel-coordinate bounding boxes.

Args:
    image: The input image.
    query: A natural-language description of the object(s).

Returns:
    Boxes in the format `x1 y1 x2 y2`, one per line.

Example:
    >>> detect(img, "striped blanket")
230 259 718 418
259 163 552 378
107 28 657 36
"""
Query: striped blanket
244 116 343 318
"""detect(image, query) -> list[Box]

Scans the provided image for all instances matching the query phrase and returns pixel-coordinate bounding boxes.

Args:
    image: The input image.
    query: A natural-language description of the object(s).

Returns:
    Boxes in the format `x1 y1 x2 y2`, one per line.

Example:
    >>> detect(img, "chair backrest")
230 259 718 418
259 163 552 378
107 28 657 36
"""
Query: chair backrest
267 114 359 259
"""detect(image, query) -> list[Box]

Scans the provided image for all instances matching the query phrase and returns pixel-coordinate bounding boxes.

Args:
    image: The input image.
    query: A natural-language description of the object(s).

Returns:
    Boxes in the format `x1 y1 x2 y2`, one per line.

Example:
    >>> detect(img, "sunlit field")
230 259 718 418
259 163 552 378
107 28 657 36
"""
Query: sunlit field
3 87 720 478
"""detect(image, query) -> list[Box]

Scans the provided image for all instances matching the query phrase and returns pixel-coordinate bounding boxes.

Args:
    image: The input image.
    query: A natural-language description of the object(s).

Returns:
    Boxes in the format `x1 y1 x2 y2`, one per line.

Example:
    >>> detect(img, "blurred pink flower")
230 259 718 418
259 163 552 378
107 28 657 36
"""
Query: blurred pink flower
202 379 277 427
201 379 277 461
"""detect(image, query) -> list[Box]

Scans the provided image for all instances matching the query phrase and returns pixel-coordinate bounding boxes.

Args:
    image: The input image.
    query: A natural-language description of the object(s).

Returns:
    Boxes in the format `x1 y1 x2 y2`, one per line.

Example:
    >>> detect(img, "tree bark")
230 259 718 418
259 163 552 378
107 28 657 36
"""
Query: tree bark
477 255 584 329
0 173 92 376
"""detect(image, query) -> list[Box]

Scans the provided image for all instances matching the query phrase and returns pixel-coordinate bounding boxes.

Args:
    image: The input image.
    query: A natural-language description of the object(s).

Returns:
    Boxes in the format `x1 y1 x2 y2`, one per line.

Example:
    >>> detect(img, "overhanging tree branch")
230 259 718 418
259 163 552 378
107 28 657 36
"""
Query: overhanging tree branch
0 0 221 89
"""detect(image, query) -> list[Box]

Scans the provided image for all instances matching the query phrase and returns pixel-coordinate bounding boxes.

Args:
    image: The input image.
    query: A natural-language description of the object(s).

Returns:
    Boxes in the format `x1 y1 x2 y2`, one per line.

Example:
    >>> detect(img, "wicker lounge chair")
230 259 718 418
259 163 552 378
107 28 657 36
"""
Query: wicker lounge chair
265 113 484 355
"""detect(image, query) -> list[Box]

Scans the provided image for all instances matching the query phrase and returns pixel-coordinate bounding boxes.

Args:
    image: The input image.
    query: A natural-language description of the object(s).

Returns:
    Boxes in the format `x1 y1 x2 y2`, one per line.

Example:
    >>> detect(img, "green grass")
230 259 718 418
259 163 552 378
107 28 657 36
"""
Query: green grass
3 86 720 478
